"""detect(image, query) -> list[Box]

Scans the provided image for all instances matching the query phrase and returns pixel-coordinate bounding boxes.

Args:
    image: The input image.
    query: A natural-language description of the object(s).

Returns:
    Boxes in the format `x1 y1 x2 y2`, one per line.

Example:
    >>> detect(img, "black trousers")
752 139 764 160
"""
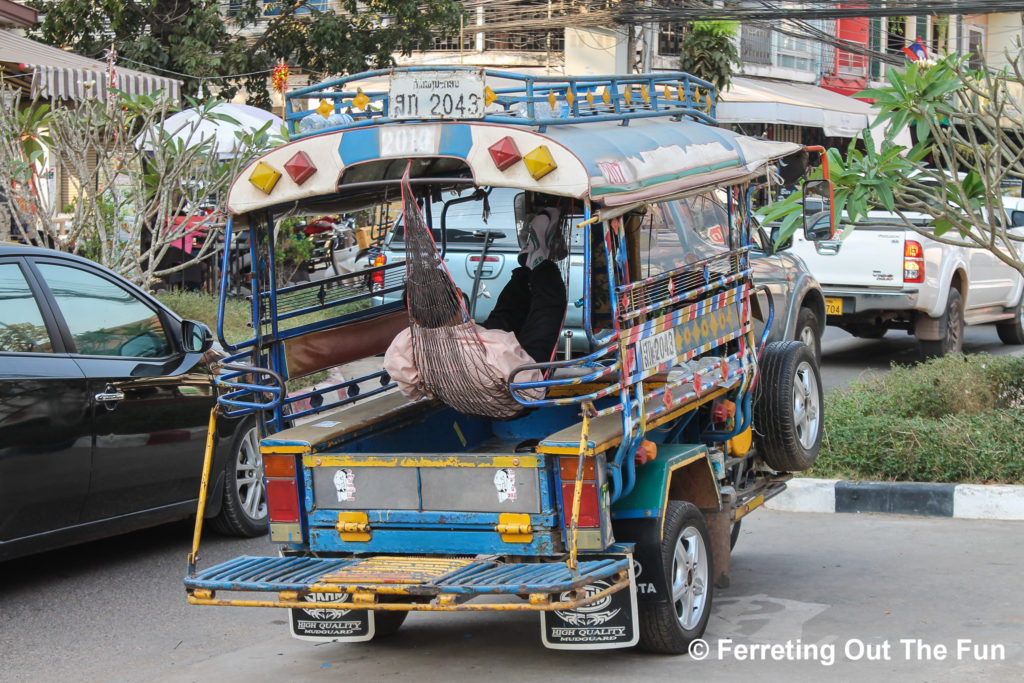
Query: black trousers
481 260 567 363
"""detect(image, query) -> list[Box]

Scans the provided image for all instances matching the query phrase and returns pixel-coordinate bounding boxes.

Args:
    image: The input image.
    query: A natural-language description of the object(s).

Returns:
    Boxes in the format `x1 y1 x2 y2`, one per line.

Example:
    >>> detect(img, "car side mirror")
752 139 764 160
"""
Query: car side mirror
182 320 213 353
802 179 834 241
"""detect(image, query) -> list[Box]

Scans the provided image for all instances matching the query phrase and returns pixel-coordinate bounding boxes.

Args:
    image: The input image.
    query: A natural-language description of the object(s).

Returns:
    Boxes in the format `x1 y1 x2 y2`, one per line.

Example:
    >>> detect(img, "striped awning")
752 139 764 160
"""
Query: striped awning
0 31 180 103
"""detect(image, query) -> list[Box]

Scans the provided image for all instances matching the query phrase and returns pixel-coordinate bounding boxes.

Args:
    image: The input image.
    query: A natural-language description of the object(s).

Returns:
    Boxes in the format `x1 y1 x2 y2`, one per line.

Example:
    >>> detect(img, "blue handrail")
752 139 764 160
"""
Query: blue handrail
285 68 717 138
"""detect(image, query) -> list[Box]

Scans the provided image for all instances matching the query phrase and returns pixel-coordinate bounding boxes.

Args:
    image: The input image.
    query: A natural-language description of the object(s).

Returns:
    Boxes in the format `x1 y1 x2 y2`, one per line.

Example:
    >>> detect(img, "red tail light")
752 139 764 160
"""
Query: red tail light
904 240 924 283
265 469 300 524
372 253 386 287
469 255 500 263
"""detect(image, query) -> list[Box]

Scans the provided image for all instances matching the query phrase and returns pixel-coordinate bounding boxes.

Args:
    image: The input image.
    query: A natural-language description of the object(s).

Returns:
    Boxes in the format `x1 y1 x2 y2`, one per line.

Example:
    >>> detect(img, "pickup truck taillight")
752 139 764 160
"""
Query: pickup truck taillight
469 255 500 263
904 240 924 283
372 253 386 287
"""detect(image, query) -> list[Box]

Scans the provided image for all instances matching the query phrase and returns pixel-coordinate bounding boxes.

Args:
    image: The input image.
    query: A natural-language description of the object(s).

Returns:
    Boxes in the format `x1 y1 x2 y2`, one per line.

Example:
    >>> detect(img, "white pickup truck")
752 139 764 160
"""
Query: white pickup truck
789 211 1024 355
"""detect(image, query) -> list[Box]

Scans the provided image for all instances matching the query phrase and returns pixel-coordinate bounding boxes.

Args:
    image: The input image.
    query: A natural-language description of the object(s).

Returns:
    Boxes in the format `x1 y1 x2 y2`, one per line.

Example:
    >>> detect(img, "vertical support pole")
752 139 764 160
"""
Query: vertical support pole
187 406 219 575
567 401 594 572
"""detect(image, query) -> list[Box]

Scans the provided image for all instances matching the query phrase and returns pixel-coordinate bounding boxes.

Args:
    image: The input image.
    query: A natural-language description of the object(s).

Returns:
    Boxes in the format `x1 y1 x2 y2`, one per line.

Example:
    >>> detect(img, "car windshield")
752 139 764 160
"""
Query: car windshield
389 187 521 247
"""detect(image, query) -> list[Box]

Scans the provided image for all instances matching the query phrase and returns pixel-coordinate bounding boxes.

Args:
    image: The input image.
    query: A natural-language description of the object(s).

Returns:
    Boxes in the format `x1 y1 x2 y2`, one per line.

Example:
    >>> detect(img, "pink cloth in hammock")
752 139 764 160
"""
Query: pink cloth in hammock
383 323 544 402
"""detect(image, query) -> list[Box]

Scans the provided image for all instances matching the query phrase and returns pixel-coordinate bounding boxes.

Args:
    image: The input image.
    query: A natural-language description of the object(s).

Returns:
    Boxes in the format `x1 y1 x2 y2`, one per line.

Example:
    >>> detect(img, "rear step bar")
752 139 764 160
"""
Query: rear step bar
186 554 631 612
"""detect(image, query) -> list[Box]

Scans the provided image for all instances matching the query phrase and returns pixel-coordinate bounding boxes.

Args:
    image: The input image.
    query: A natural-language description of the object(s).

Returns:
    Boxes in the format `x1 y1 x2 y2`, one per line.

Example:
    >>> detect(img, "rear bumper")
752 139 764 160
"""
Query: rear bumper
186 553 630 612
822 287 919 314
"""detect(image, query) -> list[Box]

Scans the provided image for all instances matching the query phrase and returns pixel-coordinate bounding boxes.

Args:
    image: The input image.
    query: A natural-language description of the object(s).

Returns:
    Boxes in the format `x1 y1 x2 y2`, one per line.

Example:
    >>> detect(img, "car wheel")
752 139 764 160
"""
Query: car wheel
996 294 1024 345
212 419 268 537
637 501 713 654
794 306 821 364
754 341 823 472
919 289 964 357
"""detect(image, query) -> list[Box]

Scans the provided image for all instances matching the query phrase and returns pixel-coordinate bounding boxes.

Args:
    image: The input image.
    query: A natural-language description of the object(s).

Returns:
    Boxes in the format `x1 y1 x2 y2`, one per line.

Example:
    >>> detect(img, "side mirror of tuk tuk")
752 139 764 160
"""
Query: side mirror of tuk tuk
802 179 834 240
182 320 214 354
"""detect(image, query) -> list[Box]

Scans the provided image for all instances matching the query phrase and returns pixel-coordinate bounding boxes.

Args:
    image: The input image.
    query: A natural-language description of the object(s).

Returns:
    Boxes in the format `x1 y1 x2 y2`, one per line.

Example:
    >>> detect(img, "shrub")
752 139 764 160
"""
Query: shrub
810 353 1024 484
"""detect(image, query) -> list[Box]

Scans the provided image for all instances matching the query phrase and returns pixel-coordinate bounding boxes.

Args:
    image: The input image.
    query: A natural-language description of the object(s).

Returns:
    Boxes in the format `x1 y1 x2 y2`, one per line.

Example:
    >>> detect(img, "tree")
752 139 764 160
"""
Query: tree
678 20 739 98
761 50 1024 276
27 0 464 105
0 88 279 289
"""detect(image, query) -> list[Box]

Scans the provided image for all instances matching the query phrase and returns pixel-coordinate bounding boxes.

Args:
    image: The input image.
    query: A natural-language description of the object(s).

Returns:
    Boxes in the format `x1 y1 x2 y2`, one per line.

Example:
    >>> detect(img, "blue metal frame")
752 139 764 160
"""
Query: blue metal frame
285 68 717 139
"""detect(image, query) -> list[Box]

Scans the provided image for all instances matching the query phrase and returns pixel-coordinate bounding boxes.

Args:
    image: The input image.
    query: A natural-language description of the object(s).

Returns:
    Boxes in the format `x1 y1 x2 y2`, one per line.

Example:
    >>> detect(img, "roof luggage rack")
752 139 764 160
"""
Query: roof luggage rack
285 67 717 138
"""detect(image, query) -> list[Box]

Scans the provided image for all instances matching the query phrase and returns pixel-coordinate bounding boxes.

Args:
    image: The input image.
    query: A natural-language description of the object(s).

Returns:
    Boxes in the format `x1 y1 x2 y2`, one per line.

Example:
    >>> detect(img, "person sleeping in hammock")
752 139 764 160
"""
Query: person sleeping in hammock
384 207 568 406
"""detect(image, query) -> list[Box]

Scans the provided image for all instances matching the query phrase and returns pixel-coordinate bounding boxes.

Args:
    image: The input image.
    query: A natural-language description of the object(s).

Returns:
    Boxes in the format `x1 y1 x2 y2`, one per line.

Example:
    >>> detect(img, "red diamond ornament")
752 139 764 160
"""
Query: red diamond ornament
488 136 521 171
284 150 317 185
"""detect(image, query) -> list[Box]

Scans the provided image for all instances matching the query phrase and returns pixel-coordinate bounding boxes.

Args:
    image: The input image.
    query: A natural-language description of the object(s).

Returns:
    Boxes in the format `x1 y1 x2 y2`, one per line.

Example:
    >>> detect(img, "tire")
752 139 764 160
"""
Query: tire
794 306 821 364
754 341 823 472
729 519 741 551
996 295 1024 345
919 289 964 357
212 418 268 537
373 609 409 637
637 501 714 654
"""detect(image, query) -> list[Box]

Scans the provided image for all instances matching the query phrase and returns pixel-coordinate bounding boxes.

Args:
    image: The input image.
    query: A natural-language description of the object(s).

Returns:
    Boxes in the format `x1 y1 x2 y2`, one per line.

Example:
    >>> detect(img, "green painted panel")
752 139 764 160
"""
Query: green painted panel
612 444 707 516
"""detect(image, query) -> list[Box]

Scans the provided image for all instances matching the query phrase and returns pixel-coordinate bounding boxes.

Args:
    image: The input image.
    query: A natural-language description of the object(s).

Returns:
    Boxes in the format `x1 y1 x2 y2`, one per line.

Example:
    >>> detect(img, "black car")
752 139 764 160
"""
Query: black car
0 243 265 561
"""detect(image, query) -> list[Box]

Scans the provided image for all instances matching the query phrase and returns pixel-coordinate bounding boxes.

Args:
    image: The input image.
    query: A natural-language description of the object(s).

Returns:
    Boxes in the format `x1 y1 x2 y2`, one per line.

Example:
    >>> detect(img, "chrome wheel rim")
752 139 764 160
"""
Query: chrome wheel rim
672 526 709 630
798 324 817 356
235 426 267 520
793 360 820 449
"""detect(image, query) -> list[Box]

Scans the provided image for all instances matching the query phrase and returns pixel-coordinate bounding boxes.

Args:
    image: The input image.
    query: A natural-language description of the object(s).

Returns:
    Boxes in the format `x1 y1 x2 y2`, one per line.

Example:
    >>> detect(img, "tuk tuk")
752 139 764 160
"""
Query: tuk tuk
185 67 833 653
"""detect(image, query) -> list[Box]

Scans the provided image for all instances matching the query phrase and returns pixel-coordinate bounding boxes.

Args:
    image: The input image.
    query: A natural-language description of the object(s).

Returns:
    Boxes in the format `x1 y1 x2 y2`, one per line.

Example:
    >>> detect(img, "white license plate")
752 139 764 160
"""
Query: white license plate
639 329 678 371
389 70 485 120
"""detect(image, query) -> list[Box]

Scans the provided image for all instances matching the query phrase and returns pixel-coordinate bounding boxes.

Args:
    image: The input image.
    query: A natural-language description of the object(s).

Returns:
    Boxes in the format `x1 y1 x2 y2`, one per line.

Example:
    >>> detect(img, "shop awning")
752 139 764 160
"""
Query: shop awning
719 76 875 138
0 31 180 103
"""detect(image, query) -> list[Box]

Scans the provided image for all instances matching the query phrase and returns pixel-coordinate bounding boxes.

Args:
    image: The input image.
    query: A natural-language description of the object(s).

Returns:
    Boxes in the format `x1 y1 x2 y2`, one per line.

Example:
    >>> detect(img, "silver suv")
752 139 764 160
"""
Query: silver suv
384 187 825 361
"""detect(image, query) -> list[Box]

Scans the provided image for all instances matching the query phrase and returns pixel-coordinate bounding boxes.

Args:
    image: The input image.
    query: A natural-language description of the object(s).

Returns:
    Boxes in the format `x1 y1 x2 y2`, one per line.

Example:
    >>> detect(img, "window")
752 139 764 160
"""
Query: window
658 23 685 57
635 203 688 279
968 29 984 70
36 264 171 358
679 193 730 252
0 263 53 353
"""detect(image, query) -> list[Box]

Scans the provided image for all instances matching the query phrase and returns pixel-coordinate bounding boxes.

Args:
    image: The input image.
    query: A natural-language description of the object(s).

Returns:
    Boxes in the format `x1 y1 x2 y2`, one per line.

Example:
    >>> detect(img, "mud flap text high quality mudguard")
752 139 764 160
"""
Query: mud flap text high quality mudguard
540 556 639 650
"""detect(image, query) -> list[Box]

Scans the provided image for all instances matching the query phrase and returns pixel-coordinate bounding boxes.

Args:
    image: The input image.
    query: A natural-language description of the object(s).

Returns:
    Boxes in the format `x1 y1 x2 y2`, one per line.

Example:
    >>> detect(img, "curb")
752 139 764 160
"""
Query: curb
766 478 1024 521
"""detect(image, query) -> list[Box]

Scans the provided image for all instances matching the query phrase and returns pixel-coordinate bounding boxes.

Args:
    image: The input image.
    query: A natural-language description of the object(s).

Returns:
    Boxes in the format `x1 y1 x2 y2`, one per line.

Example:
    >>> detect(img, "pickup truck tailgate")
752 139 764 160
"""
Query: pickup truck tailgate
793 225 906 288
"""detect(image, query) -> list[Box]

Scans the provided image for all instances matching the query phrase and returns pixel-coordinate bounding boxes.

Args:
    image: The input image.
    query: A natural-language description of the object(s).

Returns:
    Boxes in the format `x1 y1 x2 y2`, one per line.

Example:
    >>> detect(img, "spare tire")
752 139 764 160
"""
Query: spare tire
753 341 823 471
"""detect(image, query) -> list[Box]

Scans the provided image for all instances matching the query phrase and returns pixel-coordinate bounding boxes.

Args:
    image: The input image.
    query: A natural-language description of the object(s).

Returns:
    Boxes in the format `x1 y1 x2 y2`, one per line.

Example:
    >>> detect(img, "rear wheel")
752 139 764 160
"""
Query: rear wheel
919 289 963 357
754 341 823 472
637 501 713 654
794 307 821 364
373 607 409 637
212 419 268 537
996 295 1024 345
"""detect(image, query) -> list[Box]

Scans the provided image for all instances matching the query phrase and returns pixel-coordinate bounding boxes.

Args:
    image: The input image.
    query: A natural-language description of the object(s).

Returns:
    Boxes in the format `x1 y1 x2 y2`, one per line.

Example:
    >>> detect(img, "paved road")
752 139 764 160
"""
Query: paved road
2 510 1021 682
819 323 1024 393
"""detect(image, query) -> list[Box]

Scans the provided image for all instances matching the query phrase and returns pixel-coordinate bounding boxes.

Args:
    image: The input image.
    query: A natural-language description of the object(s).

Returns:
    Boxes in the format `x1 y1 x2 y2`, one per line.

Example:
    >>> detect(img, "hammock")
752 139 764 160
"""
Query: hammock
400 171 532 420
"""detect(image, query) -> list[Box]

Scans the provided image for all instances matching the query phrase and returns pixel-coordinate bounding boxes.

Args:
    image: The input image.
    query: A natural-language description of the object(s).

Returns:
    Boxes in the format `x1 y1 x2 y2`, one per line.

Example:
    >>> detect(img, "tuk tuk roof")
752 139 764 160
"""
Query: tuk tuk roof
225 69 802 217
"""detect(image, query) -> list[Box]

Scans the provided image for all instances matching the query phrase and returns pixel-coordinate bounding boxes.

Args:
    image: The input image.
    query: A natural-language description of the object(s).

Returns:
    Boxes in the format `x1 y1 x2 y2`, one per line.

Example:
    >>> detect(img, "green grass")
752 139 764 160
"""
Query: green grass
807 353 1024 484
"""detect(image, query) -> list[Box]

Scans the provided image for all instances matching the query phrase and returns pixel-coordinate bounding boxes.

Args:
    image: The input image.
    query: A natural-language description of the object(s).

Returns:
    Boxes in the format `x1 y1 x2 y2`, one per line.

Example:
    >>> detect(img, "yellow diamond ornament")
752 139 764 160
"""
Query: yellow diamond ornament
677 85 686 103
547 90 557 109
352 91 370 111
641 85 650 104
601 87 611 105
623 88 632 105
586 89 594 107
663 85 672 101
484 86 498 106
565 89 575 107
316 99 333 118
248 161 282 195
523 145 557 180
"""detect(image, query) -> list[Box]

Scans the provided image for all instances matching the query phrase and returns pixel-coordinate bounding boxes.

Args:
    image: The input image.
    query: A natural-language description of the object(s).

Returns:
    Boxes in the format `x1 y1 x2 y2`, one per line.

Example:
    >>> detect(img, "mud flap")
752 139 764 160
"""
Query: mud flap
289 592 375 642
540 557 639 650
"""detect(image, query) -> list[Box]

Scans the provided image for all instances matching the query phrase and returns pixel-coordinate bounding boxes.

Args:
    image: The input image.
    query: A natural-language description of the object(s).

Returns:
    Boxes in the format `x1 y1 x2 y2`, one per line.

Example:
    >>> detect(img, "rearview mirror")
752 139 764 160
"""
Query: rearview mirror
182 320 213 353
802 179 834 240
